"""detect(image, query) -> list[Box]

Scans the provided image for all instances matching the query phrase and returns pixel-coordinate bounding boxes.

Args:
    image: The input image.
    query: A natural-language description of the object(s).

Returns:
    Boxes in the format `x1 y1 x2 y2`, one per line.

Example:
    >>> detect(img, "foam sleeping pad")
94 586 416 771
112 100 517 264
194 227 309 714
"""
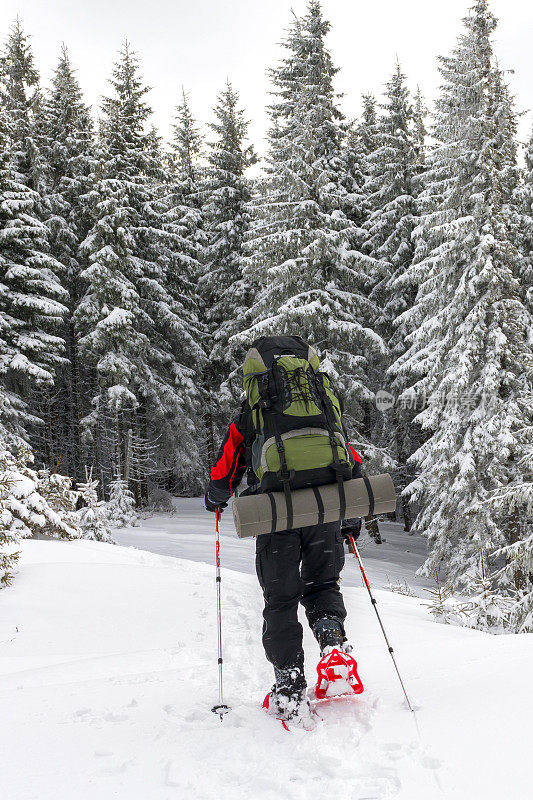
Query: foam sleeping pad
232 473 396 538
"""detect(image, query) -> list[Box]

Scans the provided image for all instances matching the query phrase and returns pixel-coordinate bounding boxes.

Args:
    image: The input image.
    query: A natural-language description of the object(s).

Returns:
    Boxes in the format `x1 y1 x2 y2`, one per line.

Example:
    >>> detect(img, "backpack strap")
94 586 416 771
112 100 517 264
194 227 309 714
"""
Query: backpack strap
273 426 294 531
249 365 294 529
313 373 349 521
267 492 277 534
269 361 294 529
312 486 325 526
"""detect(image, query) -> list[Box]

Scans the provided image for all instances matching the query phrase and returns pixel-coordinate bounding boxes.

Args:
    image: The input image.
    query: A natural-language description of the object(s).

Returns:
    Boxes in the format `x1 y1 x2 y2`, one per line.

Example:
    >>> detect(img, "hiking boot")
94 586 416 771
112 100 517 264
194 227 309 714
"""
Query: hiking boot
263 653 314 726
312 617 347 655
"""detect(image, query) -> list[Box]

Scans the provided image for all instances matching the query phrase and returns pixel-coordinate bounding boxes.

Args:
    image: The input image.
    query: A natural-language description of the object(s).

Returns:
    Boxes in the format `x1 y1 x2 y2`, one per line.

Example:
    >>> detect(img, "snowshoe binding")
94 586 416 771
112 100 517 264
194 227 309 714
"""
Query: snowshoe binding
312 617 364 700
315 646 364 699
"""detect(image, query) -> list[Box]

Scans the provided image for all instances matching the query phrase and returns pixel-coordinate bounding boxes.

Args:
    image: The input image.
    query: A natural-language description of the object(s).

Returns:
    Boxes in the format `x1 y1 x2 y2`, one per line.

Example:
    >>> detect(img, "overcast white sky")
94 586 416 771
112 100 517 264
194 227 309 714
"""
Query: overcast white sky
1 0 532 158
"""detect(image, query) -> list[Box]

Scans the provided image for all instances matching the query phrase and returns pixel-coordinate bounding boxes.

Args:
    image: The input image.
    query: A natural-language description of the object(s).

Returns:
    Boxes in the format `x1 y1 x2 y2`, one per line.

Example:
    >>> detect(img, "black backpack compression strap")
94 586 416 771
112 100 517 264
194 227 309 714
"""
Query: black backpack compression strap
363 476 375 516
267 492 277 534
337 471 346 522
312 486 325 526
283 479 293 531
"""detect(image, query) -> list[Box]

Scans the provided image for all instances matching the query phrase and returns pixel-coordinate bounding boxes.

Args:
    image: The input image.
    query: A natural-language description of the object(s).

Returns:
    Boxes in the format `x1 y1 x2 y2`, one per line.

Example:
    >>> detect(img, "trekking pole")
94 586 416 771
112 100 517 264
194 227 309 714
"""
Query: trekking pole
212 508 231 720
348 534 415 713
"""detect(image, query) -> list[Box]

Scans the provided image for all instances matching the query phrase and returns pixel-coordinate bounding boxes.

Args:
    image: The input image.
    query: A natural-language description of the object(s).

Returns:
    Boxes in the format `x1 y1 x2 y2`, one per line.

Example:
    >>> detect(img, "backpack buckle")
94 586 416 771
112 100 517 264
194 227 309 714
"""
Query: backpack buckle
277 468 295 481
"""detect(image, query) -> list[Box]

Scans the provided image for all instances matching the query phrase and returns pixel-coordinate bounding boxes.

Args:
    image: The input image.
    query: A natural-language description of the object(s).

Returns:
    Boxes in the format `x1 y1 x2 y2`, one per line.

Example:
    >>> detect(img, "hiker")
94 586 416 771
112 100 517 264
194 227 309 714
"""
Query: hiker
205 335 363 724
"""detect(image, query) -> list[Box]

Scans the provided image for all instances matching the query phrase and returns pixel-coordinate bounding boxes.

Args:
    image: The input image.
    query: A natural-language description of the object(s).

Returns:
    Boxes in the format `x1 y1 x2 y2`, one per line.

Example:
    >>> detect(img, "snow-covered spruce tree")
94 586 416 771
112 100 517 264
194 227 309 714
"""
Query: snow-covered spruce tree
390 0 533 600
76 467 114 542
34 46 96 481
513 123 533 313
0 474 20 586
339 116 371 244
338 92 388 502
0 21 68 450
0 444 79 540
76 44 203 497
459 549 514 632
171 88 204 190
411 88 428 170
359 94 380 160
422 566 459 625
201 81 256 456
106 477 137 528
37 467 79 534
148 88 207 493
362 64 423 531
364 63 418 286
150 88 208 483
490 380 533 631
241 0 385 449
0 392 80 587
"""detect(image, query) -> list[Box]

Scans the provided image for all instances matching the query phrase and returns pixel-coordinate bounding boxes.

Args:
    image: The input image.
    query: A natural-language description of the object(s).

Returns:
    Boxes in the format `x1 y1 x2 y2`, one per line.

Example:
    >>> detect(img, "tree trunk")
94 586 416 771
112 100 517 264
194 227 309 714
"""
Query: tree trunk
67 319 83 483
205 407 216 468
401 492 412 532
506 508 525 590
364 515 382 544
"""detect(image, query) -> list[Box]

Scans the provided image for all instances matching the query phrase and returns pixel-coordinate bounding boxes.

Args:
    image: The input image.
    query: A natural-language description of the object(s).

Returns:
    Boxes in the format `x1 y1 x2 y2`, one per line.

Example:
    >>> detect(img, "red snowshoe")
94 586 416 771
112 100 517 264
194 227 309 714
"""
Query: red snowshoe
315 647 364 700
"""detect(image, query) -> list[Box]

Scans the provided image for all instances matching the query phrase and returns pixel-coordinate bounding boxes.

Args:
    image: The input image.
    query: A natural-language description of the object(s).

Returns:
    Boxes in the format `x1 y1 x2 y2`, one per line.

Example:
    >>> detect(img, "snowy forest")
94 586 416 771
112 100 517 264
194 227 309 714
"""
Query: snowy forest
0 0 532 632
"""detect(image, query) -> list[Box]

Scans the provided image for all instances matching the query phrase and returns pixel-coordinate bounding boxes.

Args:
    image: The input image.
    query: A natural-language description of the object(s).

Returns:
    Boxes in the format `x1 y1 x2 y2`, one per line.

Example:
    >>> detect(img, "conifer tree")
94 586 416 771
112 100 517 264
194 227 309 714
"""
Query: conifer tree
362 64 422 529
171 88 204 187
514 124 533 312
340 118 370 239
491 416 533 632
0 21 68 448
76 468 114 542
359 94 380 159
106 477 137 527
365 62 418 347
243 0 384 445
391 0 533 595
76 45 203 494
411 88 428 169
34 45 95 480
201 81 256 452
154 88 206 489
0 394 80 587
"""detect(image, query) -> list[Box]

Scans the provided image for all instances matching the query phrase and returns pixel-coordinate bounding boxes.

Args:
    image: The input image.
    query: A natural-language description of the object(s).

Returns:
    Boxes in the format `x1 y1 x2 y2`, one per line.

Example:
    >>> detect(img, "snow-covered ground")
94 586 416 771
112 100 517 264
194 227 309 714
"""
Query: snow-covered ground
1 507 531 800
114 497 432 595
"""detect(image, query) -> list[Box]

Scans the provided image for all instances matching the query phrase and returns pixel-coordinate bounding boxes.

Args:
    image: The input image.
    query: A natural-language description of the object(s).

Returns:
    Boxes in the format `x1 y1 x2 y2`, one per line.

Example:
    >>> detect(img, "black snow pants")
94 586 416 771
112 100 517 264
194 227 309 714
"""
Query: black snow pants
255 521 347 670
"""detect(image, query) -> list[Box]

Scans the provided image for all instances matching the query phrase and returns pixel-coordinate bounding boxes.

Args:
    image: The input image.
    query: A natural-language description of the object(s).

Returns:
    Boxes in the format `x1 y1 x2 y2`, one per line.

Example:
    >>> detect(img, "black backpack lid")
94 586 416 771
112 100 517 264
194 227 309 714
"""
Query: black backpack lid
250 335 311 368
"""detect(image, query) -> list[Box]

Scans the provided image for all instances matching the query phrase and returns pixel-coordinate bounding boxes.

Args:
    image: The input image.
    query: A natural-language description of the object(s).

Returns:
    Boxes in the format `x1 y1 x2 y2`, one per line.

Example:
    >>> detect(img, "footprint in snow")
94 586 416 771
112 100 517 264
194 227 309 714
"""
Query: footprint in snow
103 711 129 723
421 754 442 770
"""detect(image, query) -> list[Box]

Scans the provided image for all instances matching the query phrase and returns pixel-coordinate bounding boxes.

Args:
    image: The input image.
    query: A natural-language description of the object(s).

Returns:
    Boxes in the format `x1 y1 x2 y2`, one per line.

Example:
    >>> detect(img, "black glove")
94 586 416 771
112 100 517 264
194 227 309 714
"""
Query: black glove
341 517 362 543
204 491 228 514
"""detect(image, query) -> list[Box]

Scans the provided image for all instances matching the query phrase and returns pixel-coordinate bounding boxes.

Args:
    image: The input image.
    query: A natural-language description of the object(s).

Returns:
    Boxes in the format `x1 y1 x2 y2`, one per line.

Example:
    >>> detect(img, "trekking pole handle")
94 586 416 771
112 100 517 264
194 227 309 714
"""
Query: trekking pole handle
215 508 221 569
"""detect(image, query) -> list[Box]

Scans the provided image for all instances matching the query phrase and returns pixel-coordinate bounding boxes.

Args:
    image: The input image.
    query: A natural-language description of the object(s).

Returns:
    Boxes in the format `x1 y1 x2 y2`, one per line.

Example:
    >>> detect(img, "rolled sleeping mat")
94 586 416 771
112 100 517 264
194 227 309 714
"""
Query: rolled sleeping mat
232 473 396 539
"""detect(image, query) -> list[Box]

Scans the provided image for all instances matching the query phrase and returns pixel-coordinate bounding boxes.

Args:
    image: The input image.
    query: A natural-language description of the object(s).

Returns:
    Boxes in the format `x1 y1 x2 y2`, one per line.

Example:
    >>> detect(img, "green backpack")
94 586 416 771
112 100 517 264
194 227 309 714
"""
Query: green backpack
242 336 355 522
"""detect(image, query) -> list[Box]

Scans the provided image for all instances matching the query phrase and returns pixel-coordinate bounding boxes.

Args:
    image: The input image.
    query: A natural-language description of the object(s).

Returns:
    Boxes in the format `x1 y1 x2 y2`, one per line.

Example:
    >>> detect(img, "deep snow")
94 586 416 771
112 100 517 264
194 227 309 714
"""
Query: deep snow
1 508 531 800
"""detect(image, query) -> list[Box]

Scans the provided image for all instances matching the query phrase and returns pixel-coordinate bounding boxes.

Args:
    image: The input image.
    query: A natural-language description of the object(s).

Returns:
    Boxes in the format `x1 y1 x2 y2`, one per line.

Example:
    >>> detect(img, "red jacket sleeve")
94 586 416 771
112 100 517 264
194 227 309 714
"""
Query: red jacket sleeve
207 415 247 504
348 443 363 478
